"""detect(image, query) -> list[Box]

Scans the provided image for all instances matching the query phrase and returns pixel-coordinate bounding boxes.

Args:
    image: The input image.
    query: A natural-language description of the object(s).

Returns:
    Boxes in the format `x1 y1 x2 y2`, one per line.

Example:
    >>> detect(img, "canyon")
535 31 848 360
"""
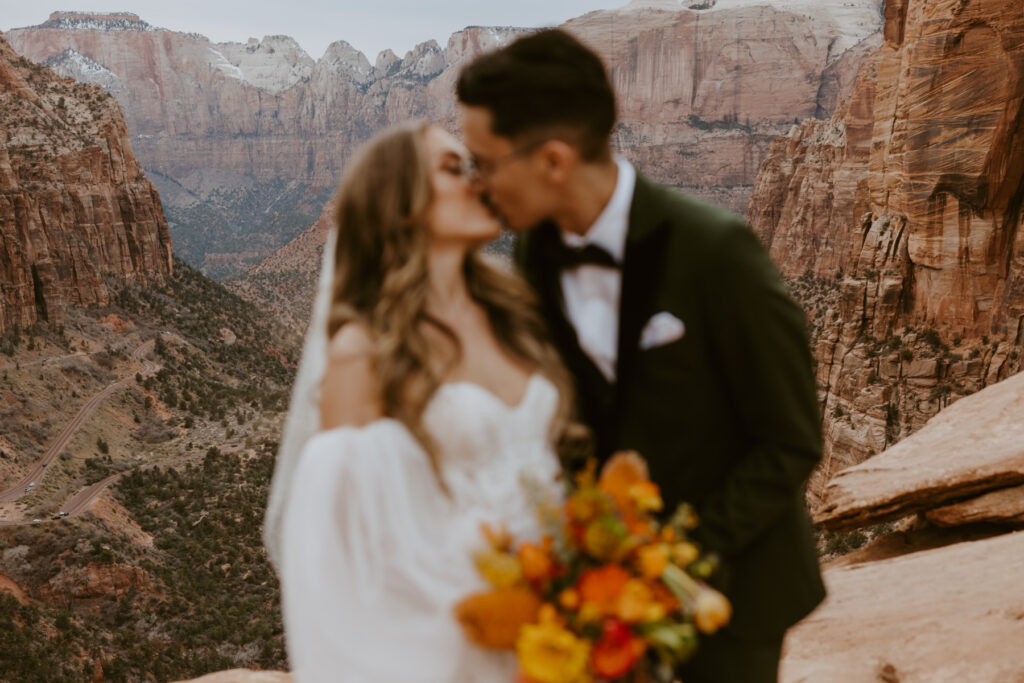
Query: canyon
5 1 884 278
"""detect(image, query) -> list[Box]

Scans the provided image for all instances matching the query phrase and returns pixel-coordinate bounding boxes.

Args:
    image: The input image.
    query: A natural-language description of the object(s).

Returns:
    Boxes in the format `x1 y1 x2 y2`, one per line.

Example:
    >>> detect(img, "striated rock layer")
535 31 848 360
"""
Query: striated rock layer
747 0 1024 483
6 3 883 277
0 32 172 335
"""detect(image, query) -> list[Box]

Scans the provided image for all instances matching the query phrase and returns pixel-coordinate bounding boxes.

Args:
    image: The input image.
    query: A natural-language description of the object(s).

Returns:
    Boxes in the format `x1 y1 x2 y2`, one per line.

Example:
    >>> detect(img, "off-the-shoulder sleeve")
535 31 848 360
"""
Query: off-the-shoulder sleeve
279 420 465 683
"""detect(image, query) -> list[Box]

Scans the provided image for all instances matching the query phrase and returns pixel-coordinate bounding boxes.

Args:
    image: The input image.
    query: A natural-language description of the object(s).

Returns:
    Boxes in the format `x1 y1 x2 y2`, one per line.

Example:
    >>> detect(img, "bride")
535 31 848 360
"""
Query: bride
263 121 575 682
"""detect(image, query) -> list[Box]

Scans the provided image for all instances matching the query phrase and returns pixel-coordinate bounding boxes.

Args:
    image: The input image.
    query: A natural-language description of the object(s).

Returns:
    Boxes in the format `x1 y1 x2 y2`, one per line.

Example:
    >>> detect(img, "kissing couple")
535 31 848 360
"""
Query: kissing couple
263 28 825 683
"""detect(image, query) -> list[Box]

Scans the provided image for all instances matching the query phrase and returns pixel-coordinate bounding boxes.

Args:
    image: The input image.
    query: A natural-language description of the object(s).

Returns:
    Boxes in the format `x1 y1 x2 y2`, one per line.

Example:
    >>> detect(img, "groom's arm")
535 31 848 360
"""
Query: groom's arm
689 223 823 558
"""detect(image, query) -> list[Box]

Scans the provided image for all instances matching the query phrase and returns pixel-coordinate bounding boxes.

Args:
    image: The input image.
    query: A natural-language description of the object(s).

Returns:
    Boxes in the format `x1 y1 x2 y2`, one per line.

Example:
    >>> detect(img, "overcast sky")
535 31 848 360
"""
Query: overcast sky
0 1 628 62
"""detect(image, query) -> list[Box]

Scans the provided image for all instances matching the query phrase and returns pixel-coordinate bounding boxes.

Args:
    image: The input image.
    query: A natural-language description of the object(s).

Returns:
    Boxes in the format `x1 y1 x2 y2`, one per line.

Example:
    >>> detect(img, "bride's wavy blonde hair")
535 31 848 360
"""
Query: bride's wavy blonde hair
326 121 576 485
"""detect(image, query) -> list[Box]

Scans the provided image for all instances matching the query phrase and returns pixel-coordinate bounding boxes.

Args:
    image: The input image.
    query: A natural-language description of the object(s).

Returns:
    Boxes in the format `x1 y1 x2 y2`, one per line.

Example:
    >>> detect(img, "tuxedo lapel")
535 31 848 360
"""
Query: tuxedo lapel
615 176 670 394
524 224 613 401
524 224 610 436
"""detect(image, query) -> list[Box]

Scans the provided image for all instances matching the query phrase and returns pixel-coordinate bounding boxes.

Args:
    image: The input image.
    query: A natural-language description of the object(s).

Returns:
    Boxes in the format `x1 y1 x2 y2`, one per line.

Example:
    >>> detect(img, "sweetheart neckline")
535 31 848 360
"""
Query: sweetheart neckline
435 373 547 412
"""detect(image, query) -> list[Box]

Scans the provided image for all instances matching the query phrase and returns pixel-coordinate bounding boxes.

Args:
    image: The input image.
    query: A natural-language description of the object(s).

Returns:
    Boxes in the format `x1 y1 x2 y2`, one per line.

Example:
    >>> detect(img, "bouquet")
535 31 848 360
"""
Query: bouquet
455 451 731 683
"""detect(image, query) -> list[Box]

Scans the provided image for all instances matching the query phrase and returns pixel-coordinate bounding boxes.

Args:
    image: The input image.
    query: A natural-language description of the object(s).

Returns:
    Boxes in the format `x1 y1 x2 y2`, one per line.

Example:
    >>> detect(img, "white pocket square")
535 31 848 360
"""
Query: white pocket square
639 311 686 350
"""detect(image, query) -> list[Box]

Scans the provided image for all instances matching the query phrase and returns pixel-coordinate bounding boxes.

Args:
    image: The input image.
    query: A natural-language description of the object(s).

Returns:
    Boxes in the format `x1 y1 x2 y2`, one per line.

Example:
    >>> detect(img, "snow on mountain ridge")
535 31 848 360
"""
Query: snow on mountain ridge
41 47 127 96
34 11 160 32
214 36 314 93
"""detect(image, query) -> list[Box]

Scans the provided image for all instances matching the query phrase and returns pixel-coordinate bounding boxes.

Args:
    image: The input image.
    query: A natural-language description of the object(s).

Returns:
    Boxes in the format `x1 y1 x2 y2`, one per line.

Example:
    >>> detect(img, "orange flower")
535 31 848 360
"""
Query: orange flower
649 579 680 613
590 619 646 679
455 587 542 650
565 490 604 525
578 565 630 615
519 541 555 582
625 518 656 541
597 451 649 509
637 544 669 581
616 578 665 623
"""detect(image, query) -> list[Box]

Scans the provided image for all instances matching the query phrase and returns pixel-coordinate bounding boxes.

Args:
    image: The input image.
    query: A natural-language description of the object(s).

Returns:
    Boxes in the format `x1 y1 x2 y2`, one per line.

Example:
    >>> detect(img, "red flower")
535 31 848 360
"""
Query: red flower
591 619 646 679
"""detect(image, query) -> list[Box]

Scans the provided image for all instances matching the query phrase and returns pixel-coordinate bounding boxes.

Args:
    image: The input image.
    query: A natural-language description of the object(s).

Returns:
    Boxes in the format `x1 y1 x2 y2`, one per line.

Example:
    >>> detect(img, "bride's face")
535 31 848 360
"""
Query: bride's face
422 126 501 246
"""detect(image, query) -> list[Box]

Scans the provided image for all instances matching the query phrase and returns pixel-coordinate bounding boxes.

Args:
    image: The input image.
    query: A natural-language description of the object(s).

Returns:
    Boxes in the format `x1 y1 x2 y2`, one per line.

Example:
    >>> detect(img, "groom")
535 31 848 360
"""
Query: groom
457 29 825 682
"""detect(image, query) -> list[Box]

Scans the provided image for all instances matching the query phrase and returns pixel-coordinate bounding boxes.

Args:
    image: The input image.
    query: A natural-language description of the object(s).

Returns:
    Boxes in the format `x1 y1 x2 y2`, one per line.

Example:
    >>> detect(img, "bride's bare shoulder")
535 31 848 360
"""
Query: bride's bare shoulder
322 322 382 429
327 321 373 359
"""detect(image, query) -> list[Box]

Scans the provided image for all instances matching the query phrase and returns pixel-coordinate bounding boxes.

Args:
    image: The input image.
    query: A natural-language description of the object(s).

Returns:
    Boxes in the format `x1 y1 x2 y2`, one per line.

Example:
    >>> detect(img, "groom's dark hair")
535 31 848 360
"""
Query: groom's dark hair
456 29 616 162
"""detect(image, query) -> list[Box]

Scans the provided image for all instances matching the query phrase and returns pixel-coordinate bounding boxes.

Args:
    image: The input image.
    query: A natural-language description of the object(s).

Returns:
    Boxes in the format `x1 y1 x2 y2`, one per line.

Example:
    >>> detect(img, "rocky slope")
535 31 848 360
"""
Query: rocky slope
0 31 173 335
747 0 1024 484
6 2 883 278
0 260 298 680
226 199 332 330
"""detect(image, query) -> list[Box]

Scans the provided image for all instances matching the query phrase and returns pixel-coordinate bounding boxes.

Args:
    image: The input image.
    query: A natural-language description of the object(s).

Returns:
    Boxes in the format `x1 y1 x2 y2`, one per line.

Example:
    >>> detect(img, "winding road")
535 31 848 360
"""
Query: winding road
0 339 160 522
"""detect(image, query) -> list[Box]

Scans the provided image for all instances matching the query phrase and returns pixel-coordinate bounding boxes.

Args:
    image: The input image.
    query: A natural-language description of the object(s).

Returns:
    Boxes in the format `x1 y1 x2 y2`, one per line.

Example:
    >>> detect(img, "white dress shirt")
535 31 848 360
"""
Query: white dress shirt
559 157 636 382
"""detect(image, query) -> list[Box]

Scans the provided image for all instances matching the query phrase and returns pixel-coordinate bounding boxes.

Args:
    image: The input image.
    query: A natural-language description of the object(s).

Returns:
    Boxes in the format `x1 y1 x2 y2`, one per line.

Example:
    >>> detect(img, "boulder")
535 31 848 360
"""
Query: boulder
815 371 1024 531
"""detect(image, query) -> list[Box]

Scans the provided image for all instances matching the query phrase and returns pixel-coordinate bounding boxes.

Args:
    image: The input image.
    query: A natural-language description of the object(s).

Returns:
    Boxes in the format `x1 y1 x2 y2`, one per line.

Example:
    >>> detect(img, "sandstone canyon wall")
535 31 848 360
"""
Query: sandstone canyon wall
747 0 1024 491
6 2 883 278
0 32 173 335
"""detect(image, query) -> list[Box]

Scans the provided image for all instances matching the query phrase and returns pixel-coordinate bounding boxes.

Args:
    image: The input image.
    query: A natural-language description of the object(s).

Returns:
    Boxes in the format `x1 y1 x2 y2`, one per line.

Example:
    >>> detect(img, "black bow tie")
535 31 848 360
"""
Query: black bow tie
551 241 619 270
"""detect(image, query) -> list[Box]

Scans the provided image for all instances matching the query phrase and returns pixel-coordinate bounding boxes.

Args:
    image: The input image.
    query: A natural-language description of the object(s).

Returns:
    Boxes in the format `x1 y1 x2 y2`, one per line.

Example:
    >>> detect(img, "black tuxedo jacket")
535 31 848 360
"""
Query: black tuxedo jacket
516 174 826 640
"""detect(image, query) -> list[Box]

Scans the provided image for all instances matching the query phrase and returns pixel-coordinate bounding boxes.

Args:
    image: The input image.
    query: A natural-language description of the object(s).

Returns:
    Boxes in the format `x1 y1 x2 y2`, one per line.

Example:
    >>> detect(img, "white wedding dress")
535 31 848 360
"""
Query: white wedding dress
278 373 562 683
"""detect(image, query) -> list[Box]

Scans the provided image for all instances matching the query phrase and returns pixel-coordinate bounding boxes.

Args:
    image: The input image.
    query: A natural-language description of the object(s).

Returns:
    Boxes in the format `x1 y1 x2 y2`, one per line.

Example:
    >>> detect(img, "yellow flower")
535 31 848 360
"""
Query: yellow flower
558 588 580 611
693 588 732 635
583 518 626 560
670 503 699 531
627 481 663 513
517 619 591 683
474 549 523 589
670 542 700 568
578 601 602 625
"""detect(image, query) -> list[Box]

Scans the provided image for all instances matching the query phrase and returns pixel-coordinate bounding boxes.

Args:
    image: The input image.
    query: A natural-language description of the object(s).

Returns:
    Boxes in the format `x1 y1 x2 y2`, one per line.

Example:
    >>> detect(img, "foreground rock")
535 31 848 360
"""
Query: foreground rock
925 484 1024 527
173 671 291 683
780 531 1024 682
815 370 1024 532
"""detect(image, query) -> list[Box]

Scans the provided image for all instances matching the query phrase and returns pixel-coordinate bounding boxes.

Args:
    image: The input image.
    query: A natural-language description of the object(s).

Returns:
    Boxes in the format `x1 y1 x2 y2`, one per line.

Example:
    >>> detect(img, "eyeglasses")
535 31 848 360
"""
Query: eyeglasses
468 138 549 180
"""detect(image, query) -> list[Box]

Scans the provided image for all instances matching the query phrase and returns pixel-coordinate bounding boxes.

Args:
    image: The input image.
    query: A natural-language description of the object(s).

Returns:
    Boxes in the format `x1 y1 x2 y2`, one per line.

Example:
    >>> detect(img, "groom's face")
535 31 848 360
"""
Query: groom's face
459 105 560 232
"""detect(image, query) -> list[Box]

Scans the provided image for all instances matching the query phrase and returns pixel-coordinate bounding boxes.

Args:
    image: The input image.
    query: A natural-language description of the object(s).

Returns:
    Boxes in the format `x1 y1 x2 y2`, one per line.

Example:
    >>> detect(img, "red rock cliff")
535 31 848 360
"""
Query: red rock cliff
0 32 172 334
747 0 1024 489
